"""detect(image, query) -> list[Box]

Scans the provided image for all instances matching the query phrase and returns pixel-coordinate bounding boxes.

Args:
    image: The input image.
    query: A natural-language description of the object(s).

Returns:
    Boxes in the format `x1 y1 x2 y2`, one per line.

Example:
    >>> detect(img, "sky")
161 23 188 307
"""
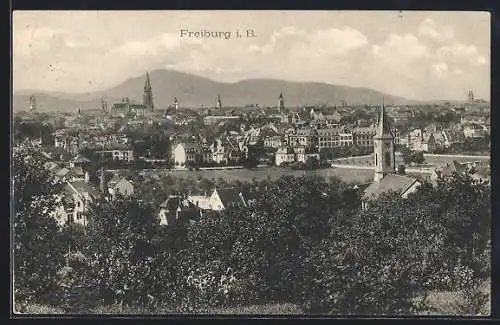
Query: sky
13 11 490 101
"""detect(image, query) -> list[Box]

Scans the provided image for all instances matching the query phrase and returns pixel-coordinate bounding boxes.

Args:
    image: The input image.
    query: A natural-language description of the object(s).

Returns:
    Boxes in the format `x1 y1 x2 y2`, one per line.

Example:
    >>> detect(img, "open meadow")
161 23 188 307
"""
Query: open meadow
333 153 490 168
167 167 375 185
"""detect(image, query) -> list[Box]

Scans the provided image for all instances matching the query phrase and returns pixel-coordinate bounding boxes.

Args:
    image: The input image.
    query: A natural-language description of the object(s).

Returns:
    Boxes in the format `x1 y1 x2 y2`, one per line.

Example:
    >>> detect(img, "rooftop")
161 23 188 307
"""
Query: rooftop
363 174 418 199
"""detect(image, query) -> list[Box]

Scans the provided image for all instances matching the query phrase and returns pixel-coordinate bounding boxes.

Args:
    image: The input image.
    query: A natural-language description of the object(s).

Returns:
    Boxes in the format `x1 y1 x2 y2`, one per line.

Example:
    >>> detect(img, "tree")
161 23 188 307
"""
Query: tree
13 150 66 305
83 197 160 307
402 148 425 165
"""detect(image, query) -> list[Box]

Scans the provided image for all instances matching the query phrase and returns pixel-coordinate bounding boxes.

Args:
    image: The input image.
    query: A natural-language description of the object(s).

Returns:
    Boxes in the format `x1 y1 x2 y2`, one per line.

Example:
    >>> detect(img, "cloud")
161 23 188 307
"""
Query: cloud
111 32 202 57
417 18 454 42
370 33 430 63
248 26 368 58
14 27 66 57
431 62 448 77
437 42 487 66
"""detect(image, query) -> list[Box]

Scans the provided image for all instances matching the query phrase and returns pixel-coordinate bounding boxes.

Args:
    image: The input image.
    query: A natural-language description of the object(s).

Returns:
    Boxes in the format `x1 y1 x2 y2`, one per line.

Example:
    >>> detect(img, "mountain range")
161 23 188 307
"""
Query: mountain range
13 69 422 113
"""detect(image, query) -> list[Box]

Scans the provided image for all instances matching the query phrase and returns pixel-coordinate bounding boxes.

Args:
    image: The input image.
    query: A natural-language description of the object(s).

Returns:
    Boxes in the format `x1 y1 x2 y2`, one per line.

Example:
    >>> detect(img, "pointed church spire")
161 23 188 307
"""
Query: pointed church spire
144 72 151 90
375 98 393 139
143 72 154 111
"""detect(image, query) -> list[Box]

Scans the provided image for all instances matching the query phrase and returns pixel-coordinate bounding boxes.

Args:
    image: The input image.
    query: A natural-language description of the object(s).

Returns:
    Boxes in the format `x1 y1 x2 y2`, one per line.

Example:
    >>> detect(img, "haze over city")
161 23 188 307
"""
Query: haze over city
13 11 490 101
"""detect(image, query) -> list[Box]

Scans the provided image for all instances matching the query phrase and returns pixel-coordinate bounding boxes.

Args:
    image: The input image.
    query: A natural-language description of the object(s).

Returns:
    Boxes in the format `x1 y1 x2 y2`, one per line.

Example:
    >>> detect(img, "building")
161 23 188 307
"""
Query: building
338 131 354 147
143 72 154 111
172 143 197 168
317 128 340 151
110 73 154 116
352 127 376 148
467 89 475 102
107 176 134 197
275 146 297 166
287 128 318 149
69 154 92 168
421 133 437 152
158 195 197 226
463 123 486 138
187 187 247 213
174 97 179 111
278 92 285 112
95 144 134 162
54 179 102 226
203 115 240 126
264 135 286 149
362 104 421 209
430 160 467 184
275 145 319 166
216 94 222 112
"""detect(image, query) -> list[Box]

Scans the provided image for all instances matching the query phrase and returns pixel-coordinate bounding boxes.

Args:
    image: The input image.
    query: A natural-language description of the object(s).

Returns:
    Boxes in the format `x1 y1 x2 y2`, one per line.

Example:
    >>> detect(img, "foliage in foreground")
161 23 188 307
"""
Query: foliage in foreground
13 149 490 315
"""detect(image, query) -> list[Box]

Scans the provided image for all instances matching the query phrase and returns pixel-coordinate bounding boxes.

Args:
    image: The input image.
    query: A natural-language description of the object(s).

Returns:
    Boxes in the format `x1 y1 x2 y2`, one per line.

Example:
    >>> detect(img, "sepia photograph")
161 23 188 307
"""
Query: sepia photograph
11 10 491 316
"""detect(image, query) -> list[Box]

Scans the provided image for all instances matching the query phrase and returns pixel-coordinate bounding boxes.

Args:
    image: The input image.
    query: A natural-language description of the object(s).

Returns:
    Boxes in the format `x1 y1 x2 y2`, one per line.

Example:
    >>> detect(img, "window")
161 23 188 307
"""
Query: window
385 152 391 167
375 154 378 166
77 201 81 208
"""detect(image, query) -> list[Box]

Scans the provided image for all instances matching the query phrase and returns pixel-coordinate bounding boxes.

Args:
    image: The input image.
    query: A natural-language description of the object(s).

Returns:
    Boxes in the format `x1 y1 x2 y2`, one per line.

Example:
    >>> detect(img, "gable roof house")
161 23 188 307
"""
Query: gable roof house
430 160 468 184
186 187 247 216
54 179 102 227
70 154 92 168
158 195 200 226
108 177 134 198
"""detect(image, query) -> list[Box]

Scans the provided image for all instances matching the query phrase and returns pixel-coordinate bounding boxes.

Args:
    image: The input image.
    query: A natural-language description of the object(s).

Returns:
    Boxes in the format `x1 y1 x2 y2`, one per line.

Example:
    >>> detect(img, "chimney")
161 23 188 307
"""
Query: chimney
99 167 105 193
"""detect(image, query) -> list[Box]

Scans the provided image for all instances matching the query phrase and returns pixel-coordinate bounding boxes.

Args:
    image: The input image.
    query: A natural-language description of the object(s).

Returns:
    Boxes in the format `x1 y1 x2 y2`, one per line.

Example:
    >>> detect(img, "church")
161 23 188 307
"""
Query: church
110 72 154 116
361 104 421 209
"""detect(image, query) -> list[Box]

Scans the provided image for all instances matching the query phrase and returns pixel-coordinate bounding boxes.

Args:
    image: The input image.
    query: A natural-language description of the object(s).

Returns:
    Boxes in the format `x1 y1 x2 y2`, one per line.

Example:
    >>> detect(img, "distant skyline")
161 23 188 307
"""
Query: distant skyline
13 11 490 101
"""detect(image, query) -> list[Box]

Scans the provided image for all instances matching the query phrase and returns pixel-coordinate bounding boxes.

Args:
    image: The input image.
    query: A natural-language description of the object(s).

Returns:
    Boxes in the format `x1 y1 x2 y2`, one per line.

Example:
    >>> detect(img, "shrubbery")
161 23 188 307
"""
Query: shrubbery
13 150 490 315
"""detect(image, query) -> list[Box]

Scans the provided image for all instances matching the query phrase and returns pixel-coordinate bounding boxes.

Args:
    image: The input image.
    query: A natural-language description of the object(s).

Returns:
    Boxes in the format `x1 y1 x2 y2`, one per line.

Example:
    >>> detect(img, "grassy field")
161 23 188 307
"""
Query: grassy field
168 167 374 185
18 302 303 315
18 289 490 315
334 153 489 168
18 279 490 316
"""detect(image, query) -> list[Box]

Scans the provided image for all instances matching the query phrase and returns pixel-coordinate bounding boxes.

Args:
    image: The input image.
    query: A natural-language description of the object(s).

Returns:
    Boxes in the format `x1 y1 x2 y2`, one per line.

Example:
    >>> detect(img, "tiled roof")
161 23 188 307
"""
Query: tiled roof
115 178 133 188
112 103 127 109
107 174 121 187
65 180 101 200
363 174 418 199
276 146 295 154
71 166 85 176
55 167 70 177
72 154 91 163
438 160 467 177
159 195 182 211
214 188 245 207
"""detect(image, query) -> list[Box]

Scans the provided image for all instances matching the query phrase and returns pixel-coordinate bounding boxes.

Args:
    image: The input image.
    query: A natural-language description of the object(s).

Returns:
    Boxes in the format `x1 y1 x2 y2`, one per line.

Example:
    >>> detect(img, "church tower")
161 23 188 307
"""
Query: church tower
216 95 222 112
373 100 395 182
174 97 179 111
278 92 285 112
143 72 154 111
29 95 37 111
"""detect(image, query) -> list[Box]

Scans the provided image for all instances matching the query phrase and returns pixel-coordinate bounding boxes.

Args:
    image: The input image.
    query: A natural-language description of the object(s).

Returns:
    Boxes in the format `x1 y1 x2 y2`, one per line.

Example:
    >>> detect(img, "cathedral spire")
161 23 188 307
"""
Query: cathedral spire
143 72 154 111
144 72 151 90
278 92 285 112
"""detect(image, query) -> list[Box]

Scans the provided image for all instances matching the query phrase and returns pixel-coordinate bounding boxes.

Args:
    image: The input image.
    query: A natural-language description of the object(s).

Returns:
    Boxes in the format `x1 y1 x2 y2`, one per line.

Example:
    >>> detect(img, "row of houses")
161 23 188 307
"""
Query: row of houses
401 125 486 153
261 125 400 151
